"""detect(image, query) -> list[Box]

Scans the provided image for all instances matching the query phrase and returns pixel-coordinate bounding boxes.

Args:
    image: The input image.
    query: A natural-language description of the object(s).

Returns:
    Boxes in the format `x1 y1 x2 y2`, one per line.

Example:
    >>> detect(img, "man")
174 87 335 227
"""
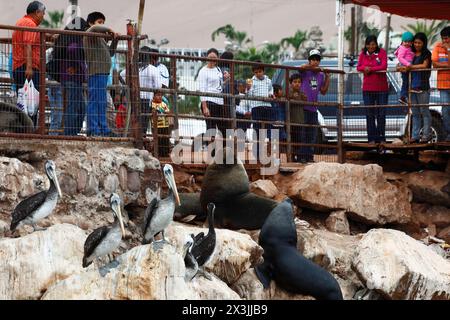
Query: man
432 26 450 141
297 49 330 162
83 11 119 136
12 1 46 126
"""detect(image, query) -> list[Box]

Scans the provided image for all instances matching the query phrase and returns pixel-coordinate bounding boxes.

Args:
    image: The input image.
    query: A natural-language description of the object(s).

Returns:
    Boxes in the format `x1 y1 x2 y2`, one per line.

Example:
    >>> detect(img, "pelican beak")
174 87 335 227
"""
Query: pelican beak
167 172 181 206
116 204 126 238
53 170 62 198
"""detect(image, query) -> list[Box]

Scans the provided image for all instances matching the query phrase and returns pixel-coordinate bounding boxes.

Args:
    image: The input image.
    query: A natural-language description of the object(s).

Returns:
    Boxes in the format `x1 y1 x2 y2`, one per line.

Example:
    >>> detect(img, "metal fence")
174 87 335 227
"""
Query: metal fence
0 22 449 166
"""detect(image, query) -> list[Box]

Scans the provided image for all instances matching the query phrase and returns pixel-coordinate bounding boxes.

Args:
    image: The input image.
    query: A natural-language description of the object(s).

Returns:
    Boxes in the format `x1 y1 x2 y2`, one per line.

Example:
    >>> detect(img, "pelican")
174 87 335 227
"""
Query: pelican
189 202 216 280
142 164 180 247
10 160 62 232
82 193 126 268
182 237 199 282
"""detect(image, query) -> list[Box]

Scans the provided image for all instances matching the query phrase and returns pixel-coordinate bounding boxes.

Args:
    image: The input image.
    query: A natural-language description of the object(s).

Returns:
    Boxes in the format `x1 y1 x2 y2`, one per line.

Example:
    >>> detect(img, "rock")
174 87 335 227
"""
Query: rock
59 174 77 196
426 224 437 237
325 210 350 235
83 174 99 197
438 226 450 243
103 174 119 193
127 171 141 193
0 220 8 236
0 224 85 300
406 171 450 207
352 229 450 300
118 166 128 190
250 180 280 199
231 269 314 300
165 222 263 284
42 244 239 300
76 169 88 193
412 203 450 228
287 163 412 225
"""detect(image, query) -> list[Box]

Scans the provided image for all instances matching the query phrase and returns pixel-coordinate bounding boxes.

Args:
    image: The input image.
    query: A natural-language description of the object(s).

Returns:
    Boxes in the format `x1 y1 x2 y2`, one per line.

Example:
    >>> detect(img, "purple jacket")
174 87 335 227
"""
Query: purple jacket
59 41 87 84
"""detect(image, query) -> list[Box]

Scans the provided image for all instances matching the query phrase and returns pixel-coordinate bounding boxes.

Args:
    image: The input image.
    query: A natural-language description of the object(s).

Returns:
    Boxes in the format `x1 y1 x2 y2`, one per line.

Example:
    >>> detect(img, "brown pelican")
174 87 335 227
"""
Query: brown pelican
182 237 198 282
142 164 180 247
10 160 62 232
188 202 216 280
82 193 126 268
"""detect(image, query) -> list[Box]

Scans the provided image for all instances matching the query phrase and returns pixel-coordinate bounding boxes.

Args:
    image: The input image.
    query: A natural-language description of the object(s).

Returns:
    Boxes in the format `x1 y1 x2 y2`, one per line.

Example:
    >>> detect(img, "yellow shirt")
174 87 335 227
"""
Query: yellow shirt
151 101 170 128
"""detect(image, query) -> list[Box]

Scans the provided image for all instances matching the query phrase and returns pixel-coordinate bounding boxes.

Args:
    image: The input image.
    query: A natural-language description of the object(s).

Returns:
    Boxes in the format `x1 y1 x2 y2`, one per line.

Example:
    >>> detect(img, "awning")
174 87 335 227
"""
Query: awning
344 0 450 20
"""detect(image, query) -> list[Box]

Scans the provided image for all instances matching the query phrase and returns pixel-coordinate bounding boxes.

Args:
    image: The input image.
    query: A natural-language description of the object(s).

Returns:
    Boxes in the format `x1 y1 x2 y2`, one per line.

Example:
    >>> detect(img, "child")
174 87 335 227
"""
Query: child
248 62 273 160
271 84 287 149
394 31 415 105
236 80 251 132
151 90 172 157
288 73 307 162
83 11 119 136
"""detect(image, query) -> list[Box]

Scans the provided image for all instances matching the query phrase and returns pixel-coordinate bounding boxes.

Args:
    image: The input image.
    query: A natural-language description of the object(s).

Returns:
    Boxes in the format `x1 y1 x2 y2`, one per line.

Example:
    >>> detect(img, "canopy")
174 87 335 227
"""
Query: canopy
344 0 450 20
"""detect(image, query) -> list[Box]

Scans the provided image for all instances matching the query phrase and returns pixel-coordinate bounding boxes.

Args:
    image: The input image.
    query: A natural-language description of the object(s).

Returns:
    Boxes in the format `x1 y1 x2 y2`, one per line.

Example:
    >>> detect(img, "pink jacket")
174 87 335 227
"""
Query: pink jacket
394 44 415 66
357 48 388 92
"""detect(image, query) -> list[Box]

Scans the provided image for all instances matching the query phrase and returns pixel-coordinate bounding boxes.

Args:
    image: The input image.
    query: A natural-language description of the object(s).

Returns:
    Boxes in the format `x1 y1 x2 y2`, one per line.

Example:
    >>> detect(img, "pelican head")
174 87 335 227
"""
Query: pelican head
110 193 126 237
163 164 180 206
182 236 194 257
45 160 62 198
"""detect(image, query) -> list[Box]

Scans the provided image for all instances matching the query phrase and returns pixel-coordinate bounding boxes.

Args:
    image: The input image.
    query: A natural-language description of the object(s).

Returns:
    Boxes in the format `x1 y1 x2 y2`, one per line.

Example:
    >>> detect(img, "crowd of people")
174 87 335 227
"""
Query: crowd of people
8 1 450 162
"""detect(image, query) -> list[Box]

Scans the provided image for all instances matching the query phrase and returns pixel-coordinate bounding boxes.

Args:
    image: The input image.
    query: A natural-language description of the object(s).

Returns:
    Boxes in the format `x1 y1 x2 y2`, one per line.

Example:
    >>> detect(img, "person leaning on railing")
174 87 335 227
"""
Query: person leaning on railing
432 26 450 142
357 35 388 144
11 1 46 128
398 33 432 144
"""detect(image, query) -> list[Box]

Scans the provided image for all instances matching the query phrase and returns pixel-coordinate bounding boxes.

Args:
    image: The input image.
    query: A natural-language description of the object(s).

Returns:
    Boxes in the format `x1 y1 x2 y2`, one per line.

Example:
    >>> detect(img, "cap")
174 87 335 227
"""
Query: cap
401 32 414 42
309 49 322 59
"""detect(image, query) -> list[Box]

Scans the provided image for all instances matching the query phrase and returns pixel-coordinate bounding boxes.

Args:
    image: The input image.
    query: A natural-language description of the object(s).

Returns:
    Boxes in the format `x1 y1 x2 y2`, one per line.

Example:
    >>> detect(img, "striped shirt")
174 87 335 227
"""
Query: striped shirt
245 74 273 109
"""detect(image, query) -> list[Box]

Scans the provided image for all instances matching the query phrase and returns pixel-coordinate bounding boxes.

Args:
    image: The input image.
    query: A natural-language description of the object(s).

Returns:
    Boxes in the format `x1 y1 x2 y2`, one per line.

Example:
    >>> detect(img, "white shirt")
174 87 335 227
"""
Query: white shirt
157 63 170 88
120 64 162 101
197 65 223 105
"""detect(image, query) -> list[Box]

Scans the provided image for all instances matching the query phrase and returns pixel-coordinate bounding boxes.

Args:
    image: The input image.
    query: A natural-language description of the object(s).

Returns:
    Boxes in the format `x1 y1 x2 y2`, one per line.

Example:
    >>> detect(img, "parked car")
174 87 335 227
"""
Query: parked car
271 59 445 142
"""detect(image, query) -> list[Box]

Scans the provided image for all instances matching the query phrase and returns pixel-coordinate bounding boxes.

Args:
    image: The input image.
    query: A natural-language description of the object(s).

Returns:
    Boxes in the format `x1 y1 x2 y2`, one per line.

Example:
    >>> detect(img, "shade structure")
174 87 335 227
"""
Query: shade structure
344 0 450 20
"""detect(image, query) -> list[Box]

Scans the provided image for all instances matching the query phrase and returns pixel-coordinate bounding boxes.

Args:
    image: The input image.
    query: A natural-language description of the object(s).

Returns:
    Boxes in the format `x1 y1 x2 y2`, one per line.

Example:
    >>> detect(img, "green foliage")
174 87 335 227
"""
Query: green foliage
281 30 308 53
177 95 201 115
401 20 449 46
41 10 65 29
211 24 251 47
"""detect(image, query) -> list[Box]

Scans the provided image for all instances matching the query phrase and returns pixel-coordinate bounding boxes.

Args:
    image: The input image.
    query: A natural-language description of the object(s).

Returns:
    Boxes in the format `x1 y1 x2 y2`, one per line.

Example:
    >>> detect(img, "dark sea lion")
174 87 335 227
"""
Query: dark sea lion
255 198 343 300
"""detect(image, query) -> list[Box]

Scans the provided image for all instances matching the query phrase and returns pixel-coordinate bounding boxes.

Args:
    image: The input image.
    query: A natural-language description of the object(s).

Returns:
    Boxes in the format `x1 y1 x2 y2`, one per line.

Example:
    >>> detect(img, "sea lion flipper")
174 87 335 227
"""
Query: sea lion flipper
254 261 273 289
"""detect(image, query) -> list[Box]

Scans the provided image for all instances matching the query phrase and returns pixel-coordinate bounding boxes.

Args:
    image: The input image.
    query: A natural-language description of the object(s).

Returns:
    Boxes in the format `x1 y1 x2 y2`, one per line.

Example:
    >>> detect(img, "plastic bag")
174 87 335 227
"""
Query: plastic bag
16 79 39 116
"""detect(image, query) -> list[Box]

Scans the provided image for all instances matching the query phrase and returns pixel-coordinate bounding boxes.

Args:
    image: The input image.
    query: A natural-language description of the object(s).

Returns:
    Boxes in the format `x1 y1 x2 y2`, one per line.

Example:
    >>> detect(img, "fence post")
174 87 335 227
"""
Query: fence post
406 71 412 143
152 110 159 157
284 68 292 162
337 102 344 163
170 57 178 149
230 60 237 153
127 22 142 148
37 32 46 135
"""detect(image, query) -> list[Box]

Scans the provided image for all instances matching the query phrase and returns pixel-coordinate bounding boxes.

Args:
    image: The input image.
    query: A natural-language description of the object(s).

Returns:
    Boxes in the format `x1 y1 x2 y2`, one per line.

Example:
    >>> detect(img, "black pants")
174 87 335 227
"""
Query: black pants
141 99 151 135
158 126 170 157
13 65 40 128
251 106 275 160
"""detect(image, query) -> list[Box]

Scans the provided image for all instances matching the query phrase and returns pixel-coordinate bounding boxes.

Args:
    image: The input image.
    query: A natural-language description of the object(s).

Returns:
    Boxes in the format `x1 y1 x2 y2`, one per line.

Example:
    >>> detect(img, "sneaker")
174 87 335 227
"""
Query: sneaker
410 89 423 94
398 97 408 105
419 137 432 143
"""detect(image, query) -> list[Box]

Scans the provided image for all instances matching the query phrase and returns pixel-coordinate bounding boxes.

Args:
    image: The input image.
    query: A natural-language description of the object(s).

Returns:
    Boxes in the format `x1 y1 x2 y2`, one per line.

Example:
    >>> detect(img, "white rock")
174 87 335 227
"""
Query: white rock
250 180 280 199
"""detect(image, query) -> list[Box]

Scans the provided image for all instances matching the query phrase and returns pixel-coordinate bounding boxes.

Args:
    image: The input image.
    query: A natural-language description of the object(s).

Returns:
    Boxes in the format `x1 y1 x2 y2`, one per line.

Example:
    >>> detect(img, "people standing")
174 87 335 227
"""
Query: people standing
288 73 307 162
432 26 450 141
399 33 432 143
357 36 389 143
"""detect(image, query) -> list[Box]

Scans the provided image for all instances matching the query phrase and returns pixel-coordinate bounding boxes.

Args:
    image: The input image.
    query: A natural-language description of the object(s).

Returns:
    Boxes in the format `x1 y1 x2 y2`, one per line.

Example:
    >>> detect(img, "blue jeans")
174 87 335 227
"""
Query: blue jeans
298 110 318 162
400 72 409 98
48 84 63 135
63 81 86 136
441 90 450 140
87 74 110 136
411 91 431 141
363 91 388 142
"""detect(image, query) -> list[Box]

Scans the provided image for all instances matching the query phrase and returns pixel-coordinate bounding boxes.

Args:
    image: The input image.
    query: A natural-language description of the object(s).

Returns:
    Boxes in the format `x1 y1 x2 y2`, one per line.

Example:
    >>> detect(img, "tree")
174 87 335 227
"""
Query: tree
41 10 64 29
402 20 449 46
280 30 308 57
211 24 250 49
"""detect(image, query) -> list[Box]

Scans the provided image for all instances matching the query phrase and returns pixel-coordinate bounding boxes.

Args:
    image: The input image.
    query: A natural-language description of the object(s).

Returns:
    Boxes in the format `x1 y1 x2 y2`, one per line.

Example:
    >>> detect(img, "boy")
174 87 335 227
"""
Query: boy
236 79 251 132
432 26 450 141
288 73 307 162
394 31 414 104
83 11 119 136
151 90 172 157
271 84 287 150
248 61 273 160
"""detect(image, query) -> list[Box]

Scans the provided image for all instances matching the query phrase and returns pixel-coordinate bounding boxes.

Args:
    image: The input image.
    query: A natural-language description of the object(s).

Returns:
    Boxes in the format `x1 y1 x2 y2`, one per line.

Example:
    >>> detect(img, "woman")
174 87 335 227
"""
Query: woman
198 48 224 136
53 17 89 136
357 35 389 143
398 33 432 143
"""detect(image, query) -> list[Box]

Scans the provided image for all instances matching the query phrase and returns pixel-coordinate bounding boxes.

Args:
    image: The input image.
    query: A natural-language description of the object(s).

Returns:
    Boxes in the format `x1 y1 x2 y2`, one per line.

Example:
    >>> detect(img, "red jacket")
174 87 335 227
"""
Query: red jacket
357 48 388 92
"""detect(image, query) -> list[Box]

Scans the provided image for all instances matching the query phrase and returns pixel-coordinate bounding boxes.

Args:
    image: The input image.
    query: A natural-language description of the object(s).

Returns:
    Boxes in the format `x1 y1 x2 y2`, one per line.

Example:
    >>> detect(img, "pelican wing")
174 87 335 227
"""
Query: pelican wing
142 197 158 234
83 226 110 259
192 232 204 243
11 191 47 228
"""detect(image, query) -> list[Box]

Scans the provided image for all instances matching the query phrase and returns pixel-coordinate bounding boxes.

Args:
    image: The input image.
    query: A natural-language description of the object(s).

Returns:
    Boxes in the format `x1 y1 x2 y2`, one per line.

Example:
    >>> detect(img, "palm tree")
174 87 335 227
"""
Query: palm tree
211 24 250 49
41 10 65 29
402 20 449 46
280 30 307 57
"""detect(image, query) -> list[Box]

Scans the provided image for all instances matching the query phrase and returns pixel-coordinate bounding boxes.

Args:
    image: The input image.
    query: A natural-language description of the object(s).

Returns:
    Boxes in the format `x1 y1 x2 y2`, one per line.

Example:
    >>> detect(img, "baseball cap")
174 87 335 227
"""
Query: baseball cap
309 49 322 60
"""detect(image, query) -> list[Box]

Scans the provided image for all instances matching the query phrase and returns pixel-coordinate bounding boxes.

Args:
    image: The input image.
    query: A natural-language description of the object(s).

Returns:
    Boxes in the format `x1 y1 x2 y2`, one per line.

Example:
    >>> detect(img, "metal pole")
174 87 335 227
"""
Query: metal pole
337 0 345 163
137 0 145 35
351 6 356 56
285 69 292 162
38 32 46 135
384 14 391 54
